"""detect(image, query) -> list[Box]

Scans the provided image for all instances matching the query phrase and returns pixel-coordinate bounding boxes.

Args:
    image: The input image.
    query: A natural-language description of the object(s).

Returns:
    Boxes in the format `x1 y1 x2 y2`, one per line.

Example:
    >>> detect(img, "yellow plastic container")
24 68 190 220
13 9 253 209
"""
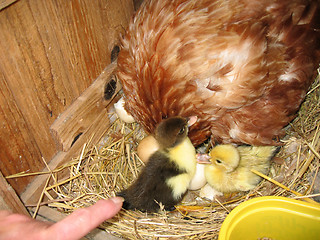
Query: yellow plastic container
219 196 320 240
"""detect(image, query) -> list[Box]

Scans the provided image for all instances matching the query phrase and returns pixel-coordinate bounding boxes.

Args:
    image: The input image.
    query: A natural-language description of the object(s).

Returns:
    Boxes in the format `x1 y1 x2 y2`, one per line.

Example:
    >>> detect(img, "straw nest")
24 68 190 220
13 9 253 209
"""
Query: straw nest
26 71 320 239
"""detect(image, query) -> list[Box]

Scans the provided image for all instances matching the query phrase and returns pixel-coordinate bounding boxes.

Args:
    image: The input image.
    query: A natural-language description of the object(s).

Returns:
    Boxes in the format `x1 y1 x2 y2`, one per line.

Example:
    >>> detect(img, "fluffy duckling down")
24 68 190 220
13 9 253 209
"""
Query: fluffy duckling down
198 144 277 194
118 116 197 212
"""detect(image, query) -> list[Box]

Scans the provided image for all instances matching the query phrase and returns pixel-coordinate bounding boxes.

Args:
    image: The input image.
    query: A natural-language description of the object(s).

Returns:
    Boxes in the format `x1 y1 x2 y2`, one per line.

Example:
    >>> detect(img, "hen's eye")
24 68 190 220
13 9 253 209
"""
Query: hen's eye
216 159 222 164
178 127 185 135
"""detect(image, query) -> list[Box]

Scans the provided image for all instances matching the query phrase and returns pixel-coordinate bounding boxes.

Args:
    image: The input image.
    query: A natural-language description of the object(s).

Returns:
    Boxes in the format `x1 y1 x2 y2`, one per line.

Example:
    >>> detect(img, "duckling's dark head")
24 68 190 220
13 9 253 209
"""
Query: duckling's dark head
155 116 195 149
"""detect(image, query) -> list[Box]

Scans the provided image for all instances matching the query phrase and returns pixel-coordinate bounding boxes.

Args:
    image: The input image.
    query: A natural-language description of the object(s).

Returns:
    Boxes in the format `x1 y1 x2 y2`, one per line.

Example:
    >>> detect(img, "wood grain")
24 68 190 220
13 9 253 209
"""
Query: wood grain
22 63 121 206
50 62 120 152
0 0 17 10
0 170 29 215
0 0 134 195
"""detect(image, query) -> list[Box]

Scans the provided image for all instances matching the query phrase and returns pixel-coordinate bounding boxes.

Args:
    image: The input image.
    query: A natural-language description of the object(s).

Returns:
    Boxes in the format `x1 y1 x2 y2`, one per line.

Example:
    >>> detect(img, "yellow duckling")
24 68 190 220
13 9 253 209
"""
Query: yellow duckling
198 144 278 193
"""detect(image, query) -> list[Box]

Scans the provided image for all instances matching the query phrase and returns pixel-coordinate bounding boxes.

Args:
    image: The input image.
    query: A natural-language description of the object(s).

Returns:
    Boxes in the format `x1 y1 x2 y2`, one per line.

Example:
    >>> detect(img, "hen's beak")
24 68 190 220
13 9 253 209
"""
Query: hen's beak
196 153 211 164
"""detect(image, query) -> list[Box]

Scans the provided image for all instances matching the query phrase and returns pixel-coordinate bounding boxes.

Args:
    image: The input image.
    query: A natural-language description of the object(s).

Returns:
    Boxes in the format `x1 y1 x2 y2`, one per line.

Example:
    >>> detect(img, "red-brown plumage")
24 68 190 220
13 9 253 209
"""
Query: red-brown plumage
116 0 320 146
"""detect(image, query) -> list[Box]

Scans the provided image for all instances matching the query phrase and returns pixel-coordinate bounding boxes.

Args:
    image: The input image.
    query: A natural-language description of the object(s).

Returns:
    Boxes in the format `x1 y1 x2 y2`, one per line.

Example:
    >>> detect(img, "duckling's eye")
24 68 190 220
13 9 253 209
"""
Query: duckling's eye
178 127 185 135
216 159 222 164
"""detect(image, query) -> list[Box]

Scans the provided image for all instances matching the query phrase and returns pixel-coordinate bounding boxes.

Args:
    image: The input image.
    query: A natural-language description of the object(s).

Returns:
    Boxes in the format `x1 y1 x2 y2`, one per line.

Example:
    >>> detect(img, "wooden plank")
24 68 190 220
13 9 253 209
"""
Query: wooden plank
0 70 44 194
22 98 120 206
0 0 134 195
22 63 121 206
50 62 120 151
0 0 17 10
0 170 29 215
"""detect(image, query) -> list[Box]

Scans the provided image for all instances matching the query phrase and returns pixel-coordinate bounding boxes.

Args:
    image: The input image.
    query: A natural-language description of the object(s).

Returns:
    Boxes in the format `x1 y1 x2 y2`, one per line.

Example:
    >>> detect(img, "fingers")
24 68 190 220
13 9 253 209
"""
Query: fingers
45 197 123 240
0 210 12 219
0 211 51 239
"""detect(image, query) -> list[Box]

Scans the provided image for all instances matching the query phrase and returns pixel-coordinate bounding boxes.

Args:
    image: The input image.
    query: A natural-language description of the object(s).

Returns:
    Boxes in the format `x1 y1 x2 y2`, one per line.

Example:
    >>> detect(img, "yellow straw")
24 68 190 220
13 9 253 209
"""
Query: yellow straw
45 173 81 191
251 169 319 205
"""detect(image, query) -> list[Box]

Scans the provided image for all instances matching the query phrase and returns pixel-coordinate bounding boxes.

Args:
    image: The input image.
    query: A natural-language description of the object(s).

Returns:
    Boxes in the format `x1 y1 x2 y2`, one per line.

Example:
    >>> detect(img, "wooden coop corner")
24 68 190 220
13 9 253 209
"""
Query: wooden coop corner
21 62 121 206
0 170 29 215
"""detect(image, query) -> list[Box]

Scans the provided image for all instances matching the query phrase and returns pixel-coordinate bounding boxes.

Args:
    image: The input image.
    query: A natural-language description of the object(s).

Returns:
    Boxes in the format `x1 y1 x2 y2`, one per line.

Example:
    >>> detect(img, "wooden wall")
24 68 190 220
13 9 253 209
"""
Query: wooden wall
0 0 134 195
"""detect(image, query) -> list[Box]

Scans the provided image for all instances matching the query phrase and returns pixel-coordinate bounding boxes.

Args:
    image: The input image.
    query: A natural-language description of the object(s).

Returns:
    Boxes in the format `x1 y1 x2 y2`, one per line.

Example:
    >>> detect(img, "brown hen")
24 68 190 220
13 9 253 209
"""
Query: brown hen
116 0 320 146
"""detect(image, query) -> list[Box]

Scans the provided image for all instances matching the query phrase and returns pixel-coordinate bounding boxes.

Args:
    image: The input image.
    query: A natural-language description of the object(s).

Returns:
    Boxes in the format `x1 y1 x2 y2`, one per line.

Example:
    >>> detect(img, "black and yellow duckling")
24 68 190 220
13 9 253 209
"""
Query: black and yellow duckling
118 116 197 212
198 144 278 193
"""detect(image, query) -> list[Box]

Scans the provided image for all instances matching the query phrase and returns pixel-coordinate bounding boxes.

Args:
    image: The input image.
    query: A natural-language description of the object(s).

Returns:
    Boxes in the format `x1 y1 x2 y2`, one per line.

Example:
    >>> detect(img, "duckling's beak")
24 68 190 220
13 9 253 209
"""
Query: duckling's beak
196 153 211 164
187 116 198 127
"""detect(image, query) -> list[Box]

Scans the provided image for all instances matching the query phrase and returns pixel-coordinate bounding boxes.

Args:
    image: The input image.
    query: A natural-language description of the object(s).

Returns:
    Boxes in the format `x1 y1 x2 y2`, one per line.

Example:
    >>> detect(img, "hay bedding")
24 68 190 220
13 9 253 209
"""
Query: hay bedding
13 73 320 239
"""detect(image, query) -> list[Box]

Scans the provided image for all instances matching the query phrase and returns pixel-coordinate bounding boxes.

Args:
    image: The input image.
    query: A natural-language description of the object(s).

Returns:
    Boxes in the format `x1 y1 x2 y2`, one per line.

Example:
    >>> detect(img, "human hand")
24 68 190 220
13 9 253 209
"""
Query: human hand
0 197 123 240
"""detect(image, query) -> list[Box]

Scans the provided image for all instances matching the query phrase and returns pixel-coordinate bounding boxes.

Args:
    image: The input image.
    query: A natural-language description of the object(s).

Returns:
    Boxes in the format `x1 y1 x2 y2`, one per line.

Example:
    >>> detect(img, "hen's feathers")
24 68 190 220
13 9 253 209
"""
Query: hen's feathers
117 0 320 146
